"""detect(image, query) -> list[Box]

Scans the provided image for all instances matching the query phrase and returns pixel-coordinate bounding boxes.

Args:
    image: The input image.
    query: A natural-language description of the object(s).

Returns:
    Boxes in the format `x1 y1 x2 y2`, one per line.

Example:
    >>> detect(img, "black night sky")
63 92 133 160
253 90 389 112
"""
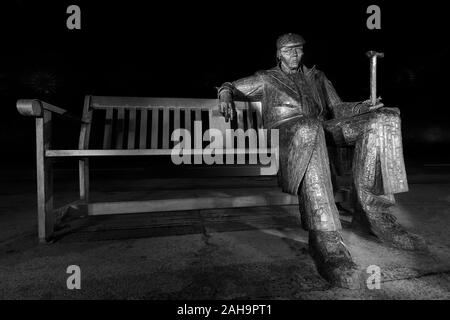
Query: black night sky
1 0 449 170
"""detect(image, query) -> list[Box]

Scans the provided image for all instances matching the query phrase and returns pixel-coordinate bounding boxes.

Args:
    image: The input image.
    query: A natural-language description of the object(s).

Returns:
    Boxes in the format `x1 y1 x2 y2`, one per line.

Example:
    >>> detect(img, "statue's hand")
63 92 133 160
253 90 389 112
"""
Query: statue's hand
369 102 384 111
218 91 235 122
358 97 401 115
359 97 384 113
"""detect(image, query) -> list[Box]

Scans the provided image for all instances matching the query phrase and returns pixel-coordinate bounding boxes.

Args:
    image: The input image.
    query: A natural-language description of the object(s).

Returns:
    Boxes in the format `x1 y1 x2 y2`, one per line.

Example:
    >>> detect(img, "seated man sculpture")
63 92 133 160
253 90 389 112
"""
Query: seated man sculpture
217 33 426 288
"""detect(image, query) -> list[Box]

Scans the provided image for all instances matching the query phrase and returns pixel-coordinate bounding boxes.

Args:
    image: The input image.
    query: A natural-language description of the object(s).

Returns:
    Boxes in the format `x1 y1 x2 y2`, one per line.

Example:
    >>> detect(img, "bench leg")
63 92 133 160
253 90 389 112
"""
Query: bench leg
79 158 89 202
36 112 54 243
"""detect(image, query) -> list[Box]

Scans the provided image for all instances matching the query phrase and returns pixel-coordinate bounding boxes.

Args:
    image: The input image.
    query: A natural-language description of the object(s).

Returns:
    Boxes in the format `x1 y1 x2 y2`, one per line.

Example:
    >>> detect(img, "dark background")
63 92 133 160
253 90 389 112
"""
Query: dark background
0 0 449 172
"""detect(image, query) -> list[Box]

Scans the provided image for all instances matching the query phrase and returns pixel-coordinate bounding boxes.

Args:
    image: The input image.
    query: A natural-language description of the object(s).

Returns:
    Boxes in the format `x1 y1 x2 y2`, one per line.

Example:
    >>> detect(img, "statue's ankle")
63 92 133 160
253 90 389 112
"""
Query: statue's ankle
308 230 351 261
308 230 361 289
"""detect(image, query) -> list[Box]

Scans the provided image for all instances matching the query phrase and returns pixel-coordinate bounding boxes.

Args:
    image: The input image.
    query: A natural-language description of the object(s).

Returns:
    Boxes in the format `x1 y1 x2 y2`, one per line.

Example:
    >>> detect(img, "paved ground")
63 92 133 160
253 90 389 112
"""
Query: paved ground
1 170 450 299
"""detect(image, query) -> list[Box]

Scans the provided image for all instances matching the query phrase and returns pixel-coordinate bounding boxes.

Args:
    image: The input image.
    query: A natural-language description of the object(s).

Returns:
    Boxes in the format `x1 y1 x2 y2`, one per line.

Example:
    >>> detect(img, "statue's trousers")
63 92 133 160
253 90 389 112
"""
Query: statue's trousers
277 108 408 231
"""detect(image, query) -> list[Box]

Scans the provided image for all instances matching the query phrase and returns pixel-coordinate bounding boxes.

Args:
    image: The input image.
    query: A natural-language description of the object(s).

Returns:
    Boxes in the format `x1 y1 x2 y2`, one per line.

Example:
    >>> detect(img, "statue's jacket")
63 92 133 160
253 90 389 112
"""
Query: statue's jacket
218 65 384 195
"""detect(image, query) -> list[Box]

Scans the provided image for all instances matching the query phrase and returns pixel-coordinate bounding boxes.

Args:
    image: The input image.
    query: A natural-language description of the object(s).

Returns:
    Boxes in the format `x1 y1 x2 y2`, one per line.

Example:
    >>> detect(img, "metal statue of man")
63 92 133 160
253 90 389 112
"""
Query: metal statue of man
217 33 426 288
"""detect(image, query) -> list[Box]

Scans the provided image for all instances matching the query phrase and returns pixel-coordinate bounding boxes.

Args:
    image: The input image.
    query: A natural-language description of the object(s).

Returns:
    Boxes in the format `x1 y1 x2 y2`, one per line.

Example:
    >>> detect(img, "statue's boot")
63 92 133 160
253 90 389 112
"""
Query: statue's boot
352 209 427 252
309 230 361 289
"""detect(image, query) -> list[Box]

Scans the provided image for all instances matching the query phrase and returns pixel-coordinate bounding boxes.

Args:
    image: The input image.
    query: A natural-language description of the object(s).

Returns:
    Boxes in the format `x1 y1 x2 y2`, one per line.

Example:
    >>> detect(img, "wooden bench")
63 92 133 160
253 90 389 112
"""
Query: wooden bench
18 95 354 243
17 96 291 243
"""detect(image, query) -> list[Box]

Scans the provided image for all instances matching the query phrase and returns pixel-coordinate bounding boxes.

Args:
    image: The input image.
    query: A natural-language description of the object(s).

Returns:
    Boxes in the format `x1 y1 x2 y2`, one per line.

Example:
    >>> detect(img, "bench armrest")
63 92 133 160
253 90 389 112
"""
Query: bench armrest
17 99 83 122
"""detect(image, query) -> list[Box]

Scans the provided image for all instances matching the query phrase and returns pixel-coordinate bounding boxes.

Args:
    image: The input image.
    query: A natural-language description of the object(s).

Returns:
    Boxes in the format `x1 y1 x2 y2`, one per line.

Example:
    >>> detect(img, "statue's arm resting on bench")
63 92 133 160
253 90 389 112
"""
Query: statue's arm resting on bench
217 74 264 121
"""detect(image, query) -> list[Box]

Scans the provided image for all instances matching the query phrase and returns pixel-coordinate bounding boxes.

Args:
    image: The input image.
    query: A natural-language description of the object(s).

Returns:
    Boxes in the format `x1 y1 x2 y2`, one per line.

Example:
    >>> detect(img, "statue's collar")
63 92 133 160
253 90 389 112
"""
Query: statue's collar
264 64 318 97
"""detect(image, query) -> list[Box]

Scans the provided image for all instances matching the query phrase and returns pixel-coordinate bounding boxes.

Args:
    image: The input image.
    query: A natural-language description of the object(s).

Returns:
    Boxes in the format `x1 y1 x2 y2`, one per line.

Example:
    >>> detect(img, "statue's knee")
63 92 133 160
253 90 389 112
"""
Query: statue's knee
300 117 321 130
294 119 321 139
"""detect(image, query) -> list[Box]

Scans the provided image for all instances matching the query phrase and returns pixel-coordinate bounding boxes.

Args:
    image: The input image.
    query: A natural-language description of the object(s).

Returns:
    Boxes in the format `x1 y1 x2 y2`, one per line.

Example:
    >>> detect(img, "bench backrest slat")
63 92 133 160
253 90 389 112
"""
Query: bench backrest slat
184 108 191 136
115 108 125 149
162 108 170 149
127 109 136 149
139 109 148 149
246 107 254 129
236 109 244 130
103 108 113 149
255 106 263 129
79 95 93 149
86 96 263 151
174 108 180 132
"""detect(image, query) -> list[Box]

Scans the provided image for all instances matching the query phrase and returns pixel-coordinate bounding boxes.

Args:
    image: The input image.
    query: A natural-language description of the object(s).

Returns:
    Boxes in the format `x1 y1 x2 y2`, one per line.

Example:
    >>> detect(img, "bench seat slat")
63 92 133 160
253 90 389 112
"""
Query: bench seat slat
46 148 276 157
86 192 298 215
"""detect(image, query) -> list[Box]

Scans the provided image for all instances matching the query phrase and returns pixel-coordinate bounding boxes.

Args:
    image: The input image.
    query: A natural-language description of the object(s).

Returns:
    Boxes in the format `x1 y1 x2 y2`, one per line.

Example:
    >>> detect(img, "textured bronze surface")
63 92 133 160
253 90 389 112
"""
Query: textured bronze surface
218 63 408 233
216 34 421 288
276 33 305 49
309 230 362 289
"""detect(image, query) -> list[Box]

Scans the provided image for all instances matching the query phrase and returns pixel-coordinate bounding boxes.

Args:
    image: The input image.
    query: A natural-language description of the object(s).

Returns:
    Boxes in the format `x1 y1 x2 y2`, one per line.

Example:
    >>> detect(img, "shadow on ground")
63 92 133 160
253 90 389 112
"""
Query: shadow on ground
1 176 450 299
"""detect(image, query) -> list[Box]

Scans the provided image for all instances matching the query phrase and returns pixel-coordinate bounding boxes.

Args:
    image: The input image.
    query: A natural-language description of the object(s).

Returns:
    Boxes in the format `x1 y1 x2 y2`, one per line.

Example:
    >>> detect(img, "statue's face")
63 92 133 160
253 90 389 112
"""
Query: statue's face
278 44 303 70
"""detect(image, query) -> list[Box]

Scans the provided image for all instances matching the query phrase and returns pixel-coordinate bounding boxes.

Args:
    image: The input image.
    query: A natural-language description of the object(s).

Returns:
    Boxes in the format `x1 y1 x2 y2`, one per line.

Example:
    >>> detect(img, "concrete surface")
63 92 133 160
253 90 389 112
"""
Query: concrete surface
1 172 450 299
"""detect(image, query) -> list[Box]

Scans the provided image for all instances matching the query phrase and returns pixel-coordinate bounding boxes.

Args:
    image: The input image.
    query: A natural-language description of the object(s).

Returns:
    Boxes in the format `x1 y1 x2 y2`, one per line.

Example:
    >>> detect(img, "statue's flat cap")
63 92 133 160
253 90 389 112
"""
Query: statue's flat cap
276 33 305 49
